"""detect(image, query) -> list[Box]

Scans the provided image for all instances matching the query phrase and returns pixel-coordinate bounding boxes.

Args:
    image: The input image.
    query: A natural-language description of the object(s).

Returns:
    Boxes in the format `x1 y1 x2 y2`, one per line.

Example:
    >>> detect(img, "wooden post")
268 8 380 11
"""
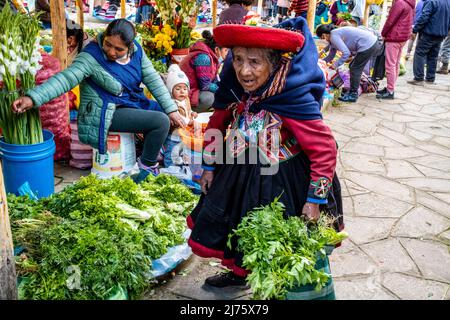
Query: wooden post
121 0 126 18
363 1 370 27
257 0 263 16
307 0 316 34
0 163 17 300
76 0 84 29
212 0 217 27
50 0 68 70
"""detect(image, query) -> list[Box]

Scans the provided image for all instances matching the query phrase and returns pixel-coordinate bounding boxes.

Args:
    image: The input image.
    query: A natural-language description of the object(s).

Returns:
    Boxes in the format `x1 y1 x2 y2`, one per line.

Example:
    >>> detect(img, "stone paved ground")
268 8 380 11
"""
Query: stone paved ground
53 60 450 300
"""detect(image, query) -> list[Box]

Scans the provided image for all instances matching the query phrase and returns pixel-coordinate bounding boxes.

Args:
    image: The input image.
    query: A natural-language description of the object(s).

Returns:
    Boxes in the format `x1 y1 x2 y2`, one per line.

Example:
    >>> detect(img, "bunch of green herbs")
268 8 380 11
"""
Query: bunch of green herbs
10 174 198 300
229 198 348 300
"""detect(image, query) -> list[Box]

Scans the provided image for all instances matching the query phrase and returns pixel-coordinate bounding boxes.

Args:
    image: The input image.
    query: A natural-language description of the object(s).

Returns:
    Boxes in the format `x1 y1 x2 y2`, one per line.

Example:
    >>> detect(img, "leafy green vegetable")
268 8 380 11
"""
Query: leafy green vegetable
230 198 348 300
10 173 199 300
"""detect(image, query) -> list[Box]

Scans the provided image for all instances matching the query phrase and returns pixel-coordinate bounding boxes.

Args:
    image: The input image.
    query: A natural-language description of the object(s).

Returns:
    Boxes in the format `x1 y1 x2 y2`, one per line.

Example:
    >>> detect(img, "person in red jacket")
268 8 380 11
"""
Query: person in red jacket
179 30 228 113
377 0 415 99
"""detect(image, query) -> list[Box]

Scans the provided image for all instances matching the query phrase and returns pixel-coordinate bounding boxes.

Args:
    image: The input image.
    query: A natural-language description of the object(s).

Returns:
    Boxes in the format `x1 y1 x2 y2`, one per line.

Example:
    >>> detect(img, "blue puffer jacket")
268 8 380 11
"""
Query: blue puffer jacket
27 33 177 154
413 0 450 37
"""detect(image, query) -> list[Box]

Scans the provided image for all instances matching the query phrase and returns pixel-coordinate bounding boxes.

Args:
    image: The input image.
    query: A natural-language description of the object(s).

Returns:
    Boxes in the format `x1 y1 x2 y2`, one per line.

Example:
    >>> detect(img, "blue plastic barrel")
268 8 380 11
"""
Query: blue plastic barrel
0 130 56 198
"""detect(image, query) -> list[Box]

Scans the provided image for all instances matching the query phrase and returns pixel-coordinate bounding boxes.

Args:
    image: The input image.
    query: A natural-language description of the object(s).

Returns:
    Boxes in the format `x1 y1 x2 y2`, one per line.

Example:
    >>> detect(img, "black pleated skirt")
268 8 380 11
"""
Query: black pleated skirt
187 151 343 276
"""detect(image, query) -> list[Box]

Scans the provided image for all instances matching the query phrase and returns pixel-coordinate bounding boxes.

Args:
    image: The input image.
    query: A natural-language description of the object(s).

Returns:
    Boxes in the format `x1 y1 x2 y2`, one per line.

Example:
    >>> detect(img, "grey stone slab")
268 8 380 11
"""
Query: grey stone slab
409 93 439 106
401 110 438 120
353 135 402 147
326 113 358 124
393 114 436 123
344 216 397 245
436 96 450 106
392 206 450 239
400 239 450 283
377 127 416 146
400 102 424 112
412 164 450 180
433 136 450 148
380 120 406 133
360 239 419 274
333 278 398 300
421 105 449 115
409 155 450 172
342 142 384 157
436 112 450 120
328 122 366 138
328 244 378 278
431 192 450 205
398 178 450 193
345 172 415 203
54 162 90 183
333 132 352 144
439 230 450 244
408 122 450 138
405 128 434 142
382 273 450 300
343 179 371 196
416 191 450 219
384 146 428 159
371 103 404 113
157 257 251 300
348 117 382 134
360 108 394 121
353 193 413 218
385 160 423 179
417 144 450 158
342 196 355 217
341 153 385 174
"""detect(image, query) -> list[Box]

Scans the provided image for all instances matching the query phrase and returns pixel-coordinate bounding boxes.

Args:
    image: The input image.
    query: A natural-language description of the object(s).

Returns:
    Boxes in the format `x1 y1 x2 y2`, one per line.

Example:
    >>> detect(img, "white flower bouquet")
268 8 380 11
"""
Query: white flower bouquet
0 6 43 145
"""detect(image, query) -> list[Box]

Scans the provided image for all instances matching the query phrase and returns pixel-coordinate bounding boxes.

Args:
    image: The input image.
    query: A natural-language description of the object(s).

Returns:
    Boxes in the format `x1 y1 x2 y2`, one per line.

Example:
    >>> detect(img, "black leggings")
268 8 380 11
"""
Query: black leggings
109 108 170 166
349 41 382 93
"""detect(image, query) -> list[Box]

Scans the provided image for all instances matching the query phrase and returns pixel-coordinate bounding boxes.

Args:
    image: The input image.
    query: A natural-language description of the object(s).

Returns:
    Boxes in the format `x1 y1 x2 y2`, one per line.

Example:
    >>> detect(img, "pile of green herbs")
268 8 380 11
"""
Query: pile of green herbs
9 174 198 300
229 198 348 300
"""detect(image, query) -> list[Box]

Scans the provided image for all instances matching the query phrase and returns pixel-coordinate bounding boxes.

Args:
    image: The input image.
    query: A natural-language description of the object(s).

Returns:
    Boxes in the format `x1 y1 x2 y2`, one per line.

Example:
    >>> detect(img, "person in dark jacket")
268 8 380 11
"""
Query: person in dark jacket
406 0 425 59
219 0 254 24
376 0 415 99
408 0 450 85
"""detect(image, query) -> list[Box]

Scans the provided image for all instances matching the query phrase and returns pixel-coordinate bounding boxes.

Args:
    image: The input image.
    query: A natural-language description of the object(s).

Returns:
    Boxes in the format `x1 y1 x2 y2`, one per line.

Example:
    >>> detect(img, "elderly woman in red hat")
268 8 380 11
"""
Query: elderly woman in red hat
186 17 344 292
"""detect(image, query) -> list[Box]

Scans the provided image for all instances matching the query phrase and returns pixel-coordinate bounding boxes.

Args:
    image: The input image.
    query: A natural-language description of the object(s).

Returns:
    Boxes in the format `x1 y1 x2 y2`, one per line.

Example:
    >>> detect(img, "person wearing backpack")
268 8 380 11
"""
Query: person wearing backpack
376 0 415 99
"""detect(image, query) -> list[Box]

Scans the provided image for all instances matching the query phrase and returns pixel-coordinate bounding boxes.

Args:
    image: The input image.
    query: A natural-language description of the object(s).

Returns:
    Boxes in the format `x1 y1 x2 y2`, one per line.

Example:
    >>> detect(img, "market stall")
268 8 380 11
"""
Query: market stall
0 1 357 300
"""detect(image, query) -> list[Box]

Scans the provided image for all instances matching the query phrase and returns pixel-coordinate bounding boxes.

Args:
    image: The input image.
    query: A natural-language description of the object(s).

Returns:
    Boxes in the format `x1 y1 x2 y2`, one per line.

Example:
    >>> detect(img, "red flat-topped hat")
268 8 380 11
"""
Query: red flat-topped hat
213 23 305 53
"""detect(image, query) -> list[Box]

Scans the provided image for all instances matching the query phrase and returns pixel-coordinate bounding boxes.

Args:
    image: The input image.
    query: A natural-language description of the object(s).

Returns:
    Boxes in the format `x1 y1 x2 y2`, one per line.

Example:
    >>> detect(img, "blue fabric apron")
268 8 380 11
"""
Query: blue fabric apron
82 40 163 154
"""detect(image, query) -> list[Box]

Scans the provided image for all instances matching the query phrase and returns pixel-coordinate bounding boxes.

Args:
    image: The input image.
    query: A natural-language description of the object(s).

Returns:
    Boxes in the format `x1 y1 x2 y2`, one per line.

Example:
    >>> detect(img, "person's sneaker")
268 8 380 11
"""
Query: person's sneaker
407 79 425 86
376 87 387 95
338 91 358 103
377 91 394 99
105 4 118 20
132 159 159 184
425 79 436 85
204 272 248 288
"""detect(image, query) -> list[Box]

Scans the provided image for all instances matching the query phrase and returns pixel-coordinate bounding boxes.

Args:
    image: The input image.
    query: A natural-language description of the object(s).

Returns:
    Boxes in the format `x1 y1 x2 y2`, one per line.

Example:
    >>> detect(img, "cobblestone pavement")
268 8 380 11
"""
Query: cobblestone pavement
54 61 450 300
323 70 450 300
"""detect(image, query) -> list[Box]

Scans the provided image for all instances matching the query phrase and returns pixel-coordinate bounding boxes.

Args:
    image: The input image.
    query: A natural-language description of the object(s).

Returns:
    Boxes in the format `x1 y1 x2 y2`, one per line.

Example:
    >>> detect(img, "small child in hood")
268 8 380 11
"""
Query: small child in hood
163 64 200 168
166 64 198 127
